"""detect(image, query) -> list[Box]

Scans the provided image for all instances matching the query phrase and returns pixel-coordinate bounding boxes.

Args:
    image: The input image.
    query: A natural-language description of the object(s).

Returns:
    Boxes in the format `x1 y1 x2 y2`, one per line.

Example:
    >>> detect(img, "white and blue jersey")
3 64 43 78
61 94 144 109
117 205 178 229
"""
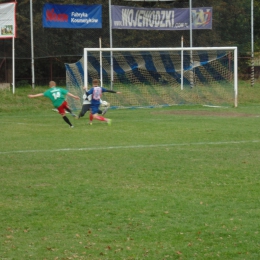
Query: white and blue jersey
87 86 105 105
86 86 116 114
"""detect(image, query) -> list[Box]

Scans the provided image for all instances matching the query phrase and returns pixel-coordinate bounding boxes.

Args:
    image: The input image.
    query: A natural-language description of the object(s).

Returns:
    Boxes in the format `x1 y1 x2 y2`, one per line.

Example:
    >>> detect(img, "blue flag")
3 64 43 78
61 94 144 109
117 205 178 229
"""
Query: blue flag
43 4 102 29
111 5 212 30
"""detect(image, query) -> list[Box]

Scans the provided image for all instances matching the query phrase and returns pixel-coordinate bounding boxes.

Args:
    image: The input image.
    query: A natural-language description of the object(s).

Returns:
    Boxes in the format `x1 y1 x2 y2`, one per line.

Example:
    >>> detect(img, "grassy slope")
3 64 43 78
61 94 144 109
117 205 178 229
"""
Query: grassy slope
1 81 260 259
1 79 260 112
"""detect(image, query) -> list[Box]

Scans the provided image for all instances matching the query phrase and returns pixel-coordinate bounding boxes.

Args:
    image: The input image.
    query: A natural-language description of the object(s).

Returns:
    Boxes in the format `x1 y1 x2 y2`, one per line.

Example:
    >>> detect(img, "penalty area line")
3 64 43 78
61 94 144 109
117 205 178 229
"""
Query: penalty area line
0 140 259 155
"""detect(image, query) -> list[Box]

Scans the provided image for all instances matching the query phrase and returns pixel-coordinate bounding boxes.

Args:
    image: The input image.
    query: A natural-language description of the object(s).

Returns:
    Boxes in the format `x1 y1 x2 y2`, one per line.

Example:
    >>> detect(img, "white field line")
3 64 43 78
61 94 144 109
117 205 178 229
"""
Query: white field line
0 140 259 155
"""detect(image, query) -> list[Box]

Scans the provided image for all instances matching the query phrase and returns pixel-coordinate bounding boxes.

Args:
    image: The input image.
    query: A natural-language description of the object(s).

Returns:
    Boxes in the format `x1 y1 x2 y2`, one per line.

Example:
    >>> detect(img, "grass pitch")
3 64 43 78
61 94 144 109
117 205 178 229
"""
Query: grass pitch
1 85 260 259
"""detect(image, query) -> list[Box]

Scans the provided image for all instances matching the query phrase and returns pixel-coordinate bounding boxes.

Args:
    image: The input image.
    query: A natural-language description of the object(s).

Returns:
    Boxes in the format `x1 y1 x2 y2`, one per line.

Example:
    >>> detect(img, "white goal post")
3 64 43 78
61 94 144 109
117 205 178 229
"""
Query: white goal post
67 46 237 109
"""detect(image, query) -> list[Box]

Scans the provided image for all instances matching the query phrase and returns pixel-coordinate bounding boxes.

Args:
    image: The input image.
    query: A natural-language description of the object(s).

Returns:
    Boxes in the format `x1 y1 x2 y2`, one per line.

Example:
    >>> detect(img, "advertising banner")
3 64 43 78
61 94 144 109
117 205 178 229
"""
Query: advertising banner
112 5 212 30
0 3 16 39
42 4 102 29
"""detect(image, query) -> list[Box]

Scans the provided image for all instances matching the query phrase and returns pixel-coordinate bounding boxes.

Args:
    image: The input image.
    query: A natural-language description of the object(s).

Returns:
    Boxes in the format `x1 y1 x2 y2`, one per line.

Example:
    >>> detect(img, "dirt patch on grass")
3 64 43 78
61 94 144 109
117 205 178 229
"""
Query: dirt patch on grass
152 110 259 117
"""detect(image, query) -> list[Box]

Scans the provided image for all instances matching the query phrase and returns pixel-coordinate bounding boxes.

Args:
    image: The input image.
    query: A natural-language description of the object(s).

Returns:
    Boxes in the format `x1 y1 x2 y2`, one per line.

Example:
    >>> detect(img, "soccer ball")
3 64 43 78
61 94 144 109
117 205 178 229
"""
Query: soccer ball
101 100 108 107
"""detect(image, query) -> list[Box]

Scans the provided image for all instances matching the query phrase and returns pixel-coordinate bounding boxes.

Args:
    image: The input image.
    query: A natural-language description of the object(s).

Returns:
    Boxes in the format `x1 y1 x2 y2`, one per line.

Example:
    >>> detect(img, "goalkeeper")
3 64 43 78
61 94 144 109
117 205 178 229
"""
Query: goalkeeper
78 87 110 120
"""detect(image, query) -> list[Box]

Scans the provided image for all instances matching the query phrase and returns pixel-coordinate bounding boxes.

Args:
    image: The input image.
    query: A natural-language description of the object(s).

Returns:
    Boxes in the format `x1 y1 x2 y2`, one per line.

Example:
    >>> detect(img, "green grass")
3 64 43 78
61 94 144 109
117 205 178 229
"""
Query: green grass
1 81 260 259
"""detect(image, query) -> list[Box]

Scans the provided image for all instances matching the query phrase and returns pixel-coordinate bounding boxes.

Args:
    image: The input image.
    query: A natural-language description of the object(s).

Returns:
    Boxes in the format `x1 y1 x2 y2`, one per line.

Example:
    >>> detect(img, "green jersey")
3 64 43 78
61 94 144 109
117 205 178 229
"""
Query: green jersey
43 87 68 108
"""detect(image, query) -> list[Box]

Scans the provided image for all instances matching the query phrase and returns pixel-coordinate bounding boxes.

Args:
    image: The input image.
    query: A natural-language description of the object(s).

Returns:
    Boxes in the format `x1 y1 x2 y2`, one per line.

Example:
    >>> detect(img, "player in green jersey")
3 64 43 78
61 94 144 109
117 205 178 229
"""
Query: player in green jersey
28 81 80 128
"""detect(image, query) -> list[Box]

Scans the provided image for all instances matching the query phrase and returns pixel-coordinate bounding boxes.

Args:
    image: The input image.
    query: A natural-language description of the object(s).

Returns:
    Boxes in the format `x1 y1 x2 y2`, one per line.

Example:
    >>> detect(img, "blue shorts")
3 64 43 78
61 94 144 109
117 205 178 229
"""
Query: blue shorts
90 104 100 114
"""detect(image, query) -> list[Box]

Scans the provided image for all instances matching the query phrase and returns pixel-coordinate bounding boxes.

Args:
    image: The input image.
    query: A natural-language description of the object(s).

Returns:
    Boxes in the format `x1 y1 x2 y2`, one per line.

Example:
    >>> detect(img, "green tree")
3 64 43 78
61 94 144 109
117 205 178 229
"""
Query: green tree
0 0 259 84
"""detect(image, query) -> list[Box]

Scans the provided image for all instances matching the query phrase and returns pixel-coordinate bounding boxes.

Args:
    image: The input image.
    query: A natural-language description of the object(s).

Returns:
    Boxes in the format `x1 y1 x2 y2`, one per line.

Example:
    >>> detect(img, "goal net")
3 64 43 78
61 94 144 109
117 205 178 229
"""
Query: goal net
65 47 237 110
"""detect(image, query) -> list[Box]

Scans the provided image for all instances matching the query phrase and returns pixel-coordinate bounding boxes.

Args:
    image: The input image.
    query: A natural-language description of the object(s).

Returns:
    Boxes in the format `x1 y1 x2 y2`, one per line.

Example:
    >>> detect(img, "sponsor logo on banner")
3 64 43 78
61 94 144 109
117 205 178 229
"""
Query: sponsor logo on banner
42 4 102 29
192 8 212 28
112 5 212 30
0 3 16 39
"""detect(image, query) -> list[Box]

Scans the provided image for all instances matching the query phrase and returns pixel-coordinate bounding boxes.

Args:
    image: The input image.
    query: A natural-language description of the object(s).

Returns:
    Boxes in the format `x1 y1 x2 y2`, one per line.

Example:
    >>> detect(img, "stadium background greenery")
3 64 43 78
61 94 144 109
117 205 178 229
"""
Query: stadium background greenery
1 80 260 259
0 0 260 85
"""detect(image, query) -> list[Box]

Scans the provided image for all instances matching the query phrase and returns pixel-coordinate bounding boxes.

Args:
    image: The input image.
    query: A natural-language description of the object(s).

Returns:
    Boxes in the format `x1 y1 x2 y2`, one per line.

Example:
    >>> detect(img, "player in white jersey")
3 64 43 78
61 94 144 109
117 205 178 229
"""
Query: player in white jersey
86 79 121 125
78 90 110 119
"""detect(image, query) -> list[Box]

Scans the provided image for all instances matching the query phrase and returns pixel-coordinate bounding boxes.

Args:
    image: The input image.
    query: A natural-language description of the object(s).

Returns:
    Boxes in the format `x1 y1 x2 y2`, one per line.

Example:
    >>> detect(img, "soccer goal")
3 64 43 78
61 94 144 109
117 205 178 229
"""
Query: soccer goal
65 47 237 110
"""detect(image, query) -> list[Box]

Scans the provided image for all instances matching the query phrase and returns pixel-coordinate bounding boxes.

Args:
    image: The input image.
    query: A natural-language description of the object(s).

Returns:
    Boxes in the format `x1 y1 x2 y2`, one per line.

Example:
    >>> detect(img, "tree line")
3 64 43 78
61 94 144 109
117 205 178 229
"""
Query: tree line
0 0 259 85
